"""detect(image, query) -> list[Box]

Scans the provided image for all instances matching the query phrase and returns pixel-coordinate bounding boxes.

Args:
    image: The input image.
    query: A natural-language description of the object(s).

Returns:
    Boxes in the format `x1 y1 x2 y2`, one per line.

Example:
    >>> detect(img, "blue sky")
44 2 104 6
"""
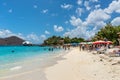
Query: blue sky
0 0 120 43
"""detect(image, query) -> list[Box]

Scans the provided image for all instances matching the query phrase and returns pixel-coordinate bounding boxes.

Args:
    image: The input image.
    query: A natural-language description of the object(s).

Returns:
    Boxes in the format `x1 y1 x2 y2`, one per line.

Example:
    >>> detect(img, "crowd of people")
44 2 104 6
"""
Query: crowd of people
43 41 120 57
78 42 120 57
79 44 111 52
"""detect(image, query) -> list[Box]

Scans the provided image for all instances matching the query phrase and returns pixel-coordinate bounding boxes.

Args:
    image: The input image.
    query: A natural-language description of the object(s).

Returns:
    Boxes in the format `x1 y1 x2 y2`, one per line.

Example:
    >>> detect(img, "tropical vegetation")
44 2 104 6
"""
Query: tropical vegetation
43 36 84 45
92 23 120 45
43 23 120 46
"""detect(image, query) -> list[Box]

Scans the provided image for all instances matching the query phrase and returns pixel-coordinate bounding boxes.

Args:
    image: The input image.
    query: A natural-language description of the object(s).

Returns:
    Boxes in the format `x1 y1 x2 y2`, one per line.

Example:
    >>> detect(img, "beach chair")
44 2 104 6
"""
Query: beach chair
108 50 117 57
97 47 106 54
116 50 120 57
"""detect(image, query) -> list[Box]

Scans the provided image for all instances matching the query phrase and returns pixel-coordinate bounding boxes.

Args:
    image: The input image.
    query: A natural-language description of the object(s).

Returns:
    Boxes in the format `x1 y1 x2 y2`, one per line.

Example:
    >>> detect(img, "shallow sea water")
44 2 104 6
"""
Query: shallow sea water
0 46 66 77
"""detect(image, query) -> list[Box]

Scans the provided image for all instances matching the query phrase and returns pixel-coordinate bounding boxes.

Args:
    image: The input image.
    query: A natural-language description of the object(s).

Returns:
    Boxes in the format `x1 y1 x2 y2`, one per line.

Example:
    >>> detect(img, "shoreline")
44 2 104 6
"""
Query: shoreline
0 47 120 80
0 48 70 80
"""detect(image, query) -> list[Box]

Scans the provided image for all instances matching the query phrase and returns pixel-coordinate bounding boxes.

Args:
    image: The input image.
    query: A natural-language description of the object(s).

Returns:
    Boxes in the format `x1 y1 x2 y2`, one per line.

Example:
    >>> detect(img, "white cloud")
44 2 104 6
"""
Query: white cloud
26 33 47 43
84 0 99 11
63 0 120 39
65 21 69 24
64 16 88 38
95 4 101 9
27 33 39 42
0 29 12 37
26 33 46 43
111 17 120 26
41 9 48 14
40 35 46 41
64 26 87 38
33 5 38 8
64 21 100 39
8 9 13 13
104 0 120 14
45 30 50 34
76 8 83 16
86 9 110 25
64 8 110 39
25 33 47 43
0 29 24 39
84 1 91 10
54 25 64 32
64 21 99 39
70 16 83 27
85 9 110 37
61 4 73 9
77 0 82 5
0 29 47 43
90 0 98 2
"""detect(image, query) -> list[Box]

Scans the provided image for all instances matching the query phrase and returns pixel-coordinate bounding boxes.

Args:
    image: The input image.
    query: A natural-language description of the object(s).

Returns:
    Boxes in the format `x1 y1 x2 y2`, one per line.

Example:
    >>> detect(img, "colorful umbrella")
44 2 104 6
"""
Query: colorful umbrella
105 41 113 44
93 40 106 44
93 40 113 44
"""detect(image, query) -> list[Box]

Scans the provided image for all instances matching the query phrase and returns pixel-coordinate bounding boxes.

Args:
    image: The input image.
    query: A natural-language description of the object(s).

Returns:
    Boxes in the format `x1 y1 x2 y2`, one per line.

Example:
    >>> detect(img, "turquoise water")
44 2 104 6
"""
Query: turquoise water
0 46 63 76
0 46 50 64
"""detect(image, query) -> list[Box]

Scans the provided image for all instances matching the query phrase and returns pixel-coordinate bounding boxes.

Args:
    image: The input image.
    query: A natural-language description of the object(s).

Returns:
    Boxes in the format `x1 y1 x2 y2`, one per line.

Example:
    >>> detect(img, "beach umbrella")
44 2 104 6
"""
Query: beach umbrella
93 40 113 44
80 42 87 44
105 41 113 44
93 40 106 44
87 42 93 44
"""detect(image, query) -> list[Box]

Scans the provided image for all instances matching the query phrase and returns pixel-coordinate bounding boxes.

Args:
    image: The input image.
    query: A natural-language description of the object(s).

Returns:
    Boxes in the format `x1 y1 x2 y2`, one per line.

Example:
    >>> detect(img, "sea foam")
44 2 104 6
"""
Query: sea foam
10 66 22 71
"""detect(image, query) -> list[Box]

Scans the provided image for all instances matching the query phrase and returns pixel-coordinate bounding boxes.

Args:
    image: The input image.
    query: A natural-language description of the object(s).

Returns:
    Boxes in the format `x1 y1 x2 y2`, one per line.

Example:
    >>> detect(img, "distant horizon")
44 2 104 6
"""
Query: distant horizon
0 0 120 43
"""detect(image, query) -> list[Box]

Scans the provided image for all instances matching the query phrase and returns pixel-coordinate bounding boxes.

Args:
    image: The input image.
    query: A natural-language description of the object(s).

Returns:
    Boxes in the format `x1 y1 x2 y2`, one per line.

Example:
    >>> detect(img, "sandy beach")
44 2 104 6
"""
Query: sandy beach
0 47 120 80
45 48 120 80
1 0 120 80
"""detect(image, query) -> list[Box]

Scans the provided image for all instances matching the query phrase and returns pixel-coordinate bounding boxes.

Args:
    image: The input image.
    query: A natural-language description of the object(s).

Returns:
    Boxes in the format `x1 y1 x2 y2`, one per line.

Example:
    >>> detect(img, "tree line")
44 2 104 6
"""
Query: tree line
92 23 120 45
43 36 84 46
43 23 120 46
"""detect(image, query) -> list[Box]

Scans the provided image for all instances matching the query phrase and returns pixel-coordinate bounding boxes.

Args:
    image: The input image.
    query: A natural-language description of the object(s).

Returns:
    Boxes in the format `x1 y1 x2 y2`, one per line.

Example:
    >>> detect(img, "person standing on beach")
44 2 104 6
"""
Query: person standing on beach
79 44 82 51
67 45 70 50
82 44 85 51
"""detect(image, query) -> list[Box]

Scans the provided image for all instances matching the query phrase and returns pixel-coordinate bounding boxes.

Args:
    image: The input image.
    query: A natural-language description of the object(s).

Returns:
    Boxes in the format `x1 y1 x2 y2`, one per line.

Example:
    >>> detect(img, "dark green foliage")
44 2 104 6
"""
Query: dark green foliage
71 37 84 43
43 36 84 45
64 37 71 43
44 23 120 46
92 23 120 45
44 36 63 45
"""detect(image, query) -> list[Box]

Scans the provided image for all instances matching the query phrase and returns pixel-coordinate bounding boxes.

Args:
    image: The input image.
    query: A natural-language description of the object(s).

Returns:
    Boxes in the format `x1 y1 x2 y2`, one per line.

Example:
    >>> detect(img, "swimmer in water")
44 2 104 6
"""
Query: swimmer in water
11 50 15 53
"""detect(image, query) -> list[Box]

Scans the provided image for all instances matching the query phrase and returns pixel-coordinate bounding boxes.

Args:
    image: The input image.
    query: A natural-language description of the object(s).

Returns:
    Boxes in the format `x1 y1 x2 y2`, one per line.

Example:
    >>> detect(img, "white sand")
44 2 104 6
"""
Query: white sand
45 48 120 80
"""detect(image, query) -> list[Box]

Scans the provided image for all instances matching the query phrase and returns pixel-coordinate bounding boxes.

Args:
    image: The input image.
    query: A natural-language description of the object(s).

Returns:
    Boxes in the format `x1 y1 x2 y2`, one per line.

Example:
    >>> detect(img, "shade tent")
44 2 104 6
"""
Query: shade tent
87 42 93 44
93 40 112 44
79 41 112 45
79 42 87 45
79 42 93 45
93 40 105 44
105 41 113 44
